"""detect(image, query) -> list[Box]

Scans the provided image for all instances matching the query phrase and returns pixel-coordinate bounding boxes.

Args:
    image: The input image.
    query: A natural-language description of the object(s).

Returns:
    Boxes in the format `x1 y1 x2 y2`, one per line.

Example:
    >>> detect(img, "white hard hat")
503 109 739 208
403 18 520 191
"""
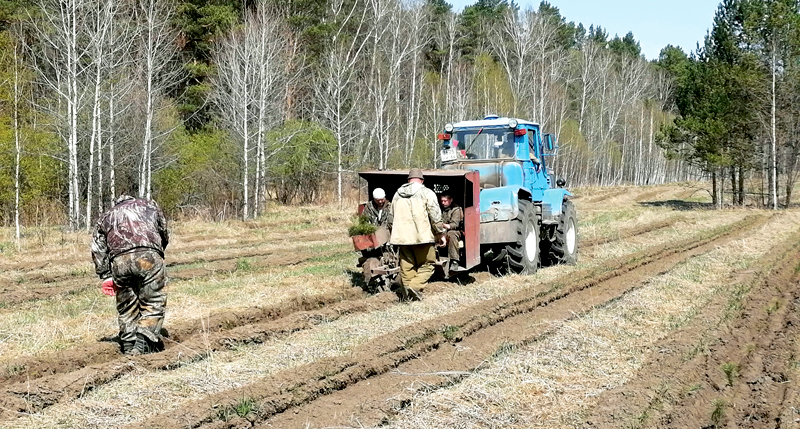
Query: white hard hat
372 188 386 199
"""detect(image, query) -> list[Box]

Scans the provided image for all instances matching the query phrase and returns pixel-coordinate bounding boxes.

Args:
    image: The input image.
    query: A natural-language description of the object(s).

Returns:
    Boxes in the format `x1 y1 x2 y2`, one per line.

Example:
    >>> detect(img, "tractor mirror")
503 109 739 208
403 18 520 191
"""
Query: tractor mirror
544 134 555 151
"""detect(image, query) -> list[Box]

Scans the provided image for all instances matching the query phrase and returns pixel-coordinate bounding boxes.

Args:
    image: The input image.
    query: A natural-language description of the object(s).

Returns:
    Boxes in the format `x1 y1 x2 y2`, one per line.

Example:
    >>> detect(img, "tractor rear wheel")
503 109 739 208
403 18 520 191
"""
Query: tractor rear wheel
505 200 540 274
545 199 578 265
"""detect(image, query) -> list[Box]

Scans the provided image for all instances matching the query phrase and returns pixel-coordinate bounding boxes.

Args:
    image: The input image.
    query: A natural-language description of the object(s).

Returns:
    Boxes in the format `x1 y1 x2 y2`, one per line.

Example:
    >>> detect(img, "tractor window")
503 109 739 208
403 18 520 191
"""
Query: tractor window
528 129 539 159
454 129 515 160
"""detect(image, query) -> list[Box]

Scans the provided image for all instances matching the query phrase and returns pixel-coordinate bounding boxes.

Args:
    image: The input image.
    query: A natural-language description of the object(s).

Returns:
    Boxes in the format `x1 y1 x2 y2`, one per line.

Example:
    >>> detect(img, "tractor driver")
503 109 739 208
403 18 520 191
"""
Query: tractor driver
439 193 464 271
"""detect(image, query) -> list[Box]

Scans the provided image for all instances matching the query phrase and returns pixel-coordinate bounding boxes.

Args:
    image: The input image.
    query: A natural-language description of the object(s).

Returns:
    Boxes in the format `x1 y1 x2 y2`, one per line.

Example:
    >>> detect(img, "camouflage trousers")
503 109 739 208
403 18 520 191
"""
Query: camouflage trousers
444 230 462 261
111 249 167 344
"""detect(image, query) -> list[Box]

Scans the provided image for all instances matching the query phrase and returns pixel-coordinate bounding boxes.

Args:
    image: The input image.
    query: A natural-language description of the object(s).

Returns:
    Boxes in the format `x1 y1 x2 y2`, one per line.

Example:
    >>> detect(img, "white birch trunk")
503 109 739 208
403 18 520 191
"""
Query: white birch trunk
109 94 116 201
771 49 778 210
13 45 21 246
242 53 250 220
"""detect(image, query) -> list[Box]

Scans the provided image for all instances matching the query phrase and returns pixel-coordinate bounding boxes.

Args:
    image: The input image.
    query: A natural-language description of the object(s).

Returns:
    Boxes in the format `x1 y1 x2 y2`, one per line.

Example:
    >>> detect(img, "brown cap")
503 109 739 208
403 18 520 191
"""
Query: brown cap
408 168 424 180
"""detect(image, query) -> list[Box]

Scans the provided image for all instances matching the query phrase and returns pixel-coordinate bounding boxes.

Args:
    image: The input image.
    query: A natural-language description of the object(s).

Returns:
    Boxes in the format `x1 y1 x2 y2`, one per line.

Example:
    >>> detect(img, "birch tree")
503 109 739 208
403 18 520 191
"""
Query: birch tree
315 0 370 203
211 3 293 219
250 4 294 216
99 8 137 211
490 8 536 116
27 0 91 229
135 0 180 200
11 41 22 245
424 8 468 165
742 0 800 208
105 32 138 207
400 1 429 166
365 0 418 169
83 0 118 228
212 24 254 219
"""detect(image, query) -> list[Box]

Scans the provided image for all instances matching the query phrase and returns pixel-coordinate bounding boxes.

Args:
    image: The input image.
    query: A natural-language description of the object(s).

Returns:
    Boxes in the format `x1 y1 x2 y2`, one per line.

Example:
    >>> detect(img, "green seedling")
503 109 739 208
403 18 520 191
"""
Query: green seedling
234 397 257 417
235 258 252 272
766 299 781 315
216 396 259 421
720 362 738 387
442 325 460 341
5 364 25 376
348 215 377 237
492 341 517 358
711 399 727 426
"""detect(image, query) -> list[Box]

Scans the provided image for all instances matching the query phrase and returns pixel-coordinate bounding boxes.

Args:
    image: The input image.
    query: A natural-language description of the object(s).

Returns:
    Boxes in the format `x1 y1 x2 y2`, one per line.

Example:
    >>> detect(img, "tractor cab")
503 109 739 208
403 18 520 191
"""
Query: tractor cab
438 115 552 194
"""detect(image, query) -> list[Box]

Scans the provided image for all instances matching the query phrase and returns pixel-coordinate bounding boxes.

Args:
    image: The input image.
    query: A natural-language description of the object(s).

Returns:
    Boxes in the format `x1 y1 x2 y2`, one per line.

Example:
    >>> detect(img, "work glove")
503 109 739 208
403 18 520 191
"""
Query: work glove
101 278 117 296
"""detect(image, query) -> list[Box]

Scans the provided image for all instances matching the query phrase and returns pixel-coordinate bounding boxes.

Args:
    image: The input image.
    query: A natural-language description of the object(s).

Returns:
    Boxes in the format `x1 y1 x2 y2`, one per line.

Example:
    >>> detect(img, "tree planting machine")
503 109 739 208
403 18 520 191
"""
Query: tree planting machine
353 115 577 291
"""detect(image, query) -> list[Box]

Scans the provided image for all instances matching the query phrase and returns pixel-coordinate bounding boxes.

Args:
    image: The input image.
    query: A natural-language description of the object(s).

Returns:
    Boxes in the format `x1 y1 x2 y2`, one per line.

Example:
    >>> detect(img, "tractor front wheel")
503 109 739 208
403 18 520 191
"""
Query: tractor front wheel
544 199 578 265
505 200 540 274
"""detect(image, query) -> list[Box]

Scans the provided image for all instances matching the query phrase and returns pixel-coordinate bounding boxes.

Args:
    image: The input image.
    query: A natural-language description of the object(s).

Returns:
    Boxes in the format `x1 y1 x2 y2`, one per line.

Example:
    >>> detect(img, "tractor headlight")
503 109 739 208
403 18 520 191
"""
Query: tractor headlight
444 123 454 133
508 118 518 128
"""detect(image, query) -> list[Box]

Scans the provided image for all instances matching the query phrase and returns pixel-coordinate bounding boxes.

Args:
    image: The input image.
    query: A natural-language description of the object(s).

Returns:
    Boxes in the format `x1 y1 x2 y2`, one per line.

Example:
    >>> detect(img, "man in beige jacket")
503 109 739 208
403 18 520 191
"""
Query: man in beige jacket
389 168 445 300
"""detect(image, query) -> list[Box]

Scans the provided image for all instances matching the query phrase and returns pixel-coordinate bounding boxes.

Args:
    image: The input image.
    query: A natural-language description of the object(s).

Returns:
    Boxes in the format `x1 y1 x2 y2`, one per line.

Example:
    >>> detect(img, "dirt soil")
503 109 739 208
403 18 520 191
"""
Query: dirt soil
586 228 800 428
0 232 342 307
1 186 799 429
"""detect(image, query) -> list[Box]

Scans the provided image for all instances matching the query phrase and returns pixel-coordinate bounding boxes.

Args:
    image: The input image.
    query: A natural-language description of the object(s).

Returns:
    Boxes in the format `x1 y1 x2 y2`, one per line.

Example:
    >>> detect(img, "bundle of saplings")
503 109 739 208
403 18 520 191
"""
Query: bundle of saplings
348 215 377 237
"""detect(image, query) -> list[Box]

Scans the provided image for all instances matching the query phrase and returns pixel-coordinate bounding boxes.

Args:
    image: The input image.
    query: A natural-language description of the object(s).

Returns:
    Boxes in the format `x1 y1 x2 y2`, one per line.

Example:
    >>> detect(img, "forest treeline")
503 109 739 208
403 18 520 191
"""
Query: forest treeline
0 0 794 231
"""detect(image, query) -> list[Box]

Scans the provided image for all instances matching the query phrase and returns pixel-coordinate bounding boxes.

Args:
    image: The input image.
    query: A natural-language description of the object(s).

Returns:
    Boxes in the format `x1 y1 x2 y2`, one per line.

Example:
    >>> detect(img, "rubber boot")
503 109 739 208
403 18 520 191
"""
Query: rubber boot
121 340 137 355
405 287 422 301
124 334 150 356
396 285 422 302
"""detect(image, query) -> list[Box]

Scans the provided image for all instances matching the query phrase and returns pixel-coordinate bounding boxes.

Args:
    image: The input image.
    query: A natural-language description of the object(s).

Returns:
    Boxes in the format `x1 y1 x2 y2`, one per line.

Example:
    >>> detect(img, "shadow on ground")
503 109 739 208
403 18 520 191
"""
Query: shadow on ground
346 269 366 289
638 200 715 211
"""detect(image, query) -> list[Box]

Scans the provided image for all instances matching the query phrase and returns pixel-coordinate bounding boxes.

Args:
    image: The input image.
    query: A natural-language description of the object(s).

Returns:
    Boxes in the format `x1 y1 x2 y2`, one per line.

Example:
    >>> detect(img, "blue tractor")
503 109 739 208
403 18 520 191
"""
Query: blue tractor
355 115 576 281
437 115 577 274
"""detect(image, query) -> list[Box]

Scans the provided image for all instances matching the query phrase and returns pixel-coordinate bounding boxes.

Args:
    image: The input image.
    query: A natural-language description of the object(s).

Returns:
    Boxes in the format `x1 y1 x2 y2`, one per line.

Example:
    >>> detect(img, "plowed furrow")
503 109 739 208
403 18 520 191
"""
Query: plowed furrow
129 214 767 429
0 286 368 386
581 215 684 248
0 228 335 274
0 291 396 419
586 226 800 428
0 235 336 287
0 246 349 307
167 228 333 256
576 188 619 203
0 215 681 309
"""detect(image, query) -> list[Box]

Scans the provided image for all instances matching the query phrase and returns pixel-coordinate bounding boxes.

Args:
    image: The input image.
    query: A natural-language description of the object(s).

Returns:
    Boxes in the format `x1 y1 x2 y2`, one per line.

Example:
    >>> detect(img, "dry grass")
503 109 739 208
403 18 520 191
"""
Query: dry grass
0 183 795 428
0 189 750 367
381 211 800 429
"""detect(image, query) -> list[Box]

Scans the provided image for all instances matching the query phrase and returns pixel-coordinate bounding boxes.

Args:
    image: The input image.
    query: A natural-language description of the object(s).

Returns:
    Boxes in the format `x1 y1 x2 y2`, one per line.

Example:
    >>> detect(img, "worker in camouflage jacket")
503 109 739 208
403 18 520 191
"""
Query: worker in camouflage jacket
389 168 445 300
439 194 464 270
362 188 392 228
91 195 169 356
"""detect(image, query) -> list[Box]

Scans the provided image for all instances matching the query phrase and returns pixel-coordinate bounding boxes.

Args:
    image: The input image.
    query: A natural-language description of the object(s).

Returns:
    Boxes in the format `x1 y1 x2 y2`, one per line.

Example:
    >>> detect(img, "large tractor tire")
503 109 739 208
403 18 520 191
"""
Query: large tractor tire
545 199 578 265
504 200 540 274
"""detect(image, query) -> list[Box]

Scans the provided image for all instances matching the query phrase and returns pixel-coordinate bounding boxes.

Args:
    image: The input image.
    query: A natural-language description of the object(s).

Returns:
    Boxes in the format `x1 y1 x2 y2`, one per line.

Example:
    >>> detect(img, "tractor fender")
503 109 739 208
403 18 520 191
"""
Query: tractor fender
541 188 572 224
478 185 527 222
478 186 537 244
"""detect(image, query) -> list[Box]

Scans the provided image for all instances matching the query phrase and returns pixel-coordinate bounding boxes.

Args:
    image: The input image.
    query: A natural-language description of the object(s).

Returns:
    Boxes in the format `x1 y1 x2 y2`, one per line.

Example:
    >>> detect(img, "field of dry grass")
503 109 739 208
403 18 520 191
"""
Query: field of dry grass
0 182 798 428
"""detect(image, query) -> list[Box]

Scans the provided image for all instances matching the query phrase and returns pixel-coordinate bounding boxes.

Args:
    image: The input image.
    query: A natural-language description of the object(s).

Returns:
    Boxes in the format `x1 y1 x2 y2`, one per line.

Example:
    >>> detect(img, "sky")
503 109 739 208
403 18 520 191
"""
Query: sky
448 0 722 60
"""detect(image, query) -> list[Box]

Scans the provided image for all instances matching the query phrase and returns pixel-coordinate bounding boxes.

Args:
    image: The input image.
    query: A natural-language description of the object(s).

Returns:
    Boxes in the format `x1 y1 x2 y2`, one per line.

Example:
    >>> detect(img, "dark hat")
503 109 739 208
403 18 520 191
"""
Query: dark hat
408 168 424 180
